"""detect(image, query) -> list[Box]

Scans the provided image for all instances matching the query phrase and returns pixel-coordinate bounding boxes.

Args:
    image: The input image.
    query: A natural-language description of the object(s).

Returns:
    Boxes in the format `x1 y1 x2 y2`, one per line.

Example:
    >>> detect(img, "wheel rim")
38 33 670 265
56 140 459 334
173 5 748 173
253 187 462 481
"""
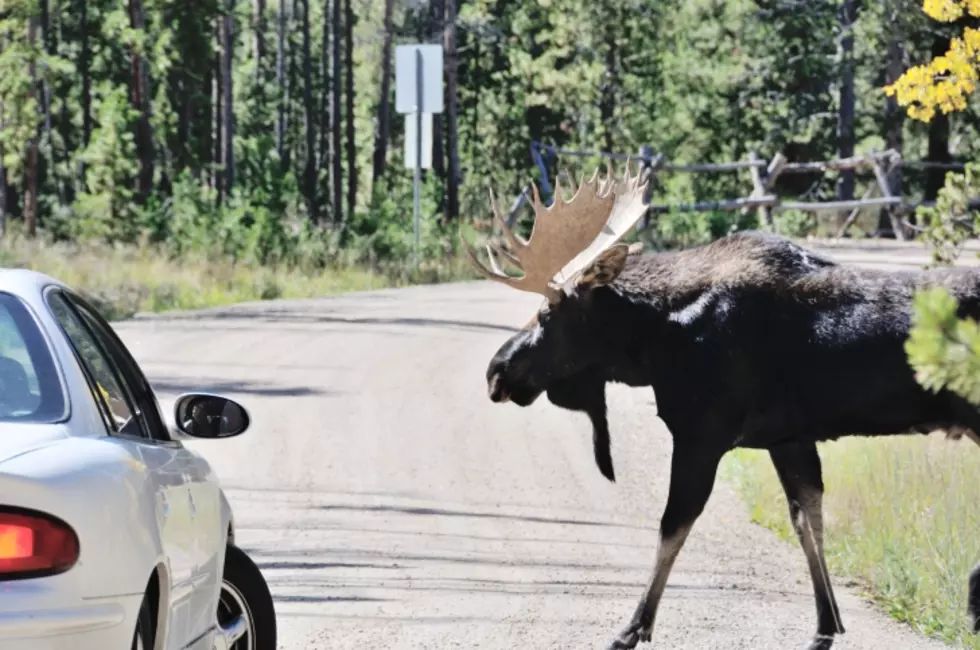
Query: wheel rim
218 578 255 650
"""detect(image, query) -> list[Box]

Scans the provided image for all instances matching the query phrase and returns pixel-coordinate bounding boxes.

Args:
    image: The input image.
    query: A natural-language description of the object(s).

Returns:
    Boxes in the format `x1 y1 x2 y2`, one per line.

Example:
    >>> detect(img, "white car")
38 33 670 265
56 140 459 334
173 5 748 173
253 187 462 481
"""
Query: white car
0 269 276 650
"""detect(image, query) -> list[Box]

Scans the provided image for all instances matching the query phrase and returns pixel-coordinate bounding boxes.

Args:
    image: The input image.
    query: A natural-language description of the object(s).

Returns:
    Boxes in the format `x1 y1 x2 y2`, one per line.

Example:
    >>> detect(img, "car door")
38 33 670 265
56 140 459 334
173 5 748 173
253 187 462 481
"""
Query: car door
45 289 224 650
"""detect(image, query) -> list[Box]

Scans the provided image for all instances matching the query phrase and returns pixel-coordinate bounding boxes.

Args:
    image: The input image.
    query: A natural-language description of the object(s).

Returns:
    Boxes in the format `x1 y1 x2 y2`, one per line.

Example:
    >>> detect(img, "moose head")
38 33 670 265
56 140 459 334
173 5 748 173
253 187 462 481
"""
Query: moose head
462 162 651 410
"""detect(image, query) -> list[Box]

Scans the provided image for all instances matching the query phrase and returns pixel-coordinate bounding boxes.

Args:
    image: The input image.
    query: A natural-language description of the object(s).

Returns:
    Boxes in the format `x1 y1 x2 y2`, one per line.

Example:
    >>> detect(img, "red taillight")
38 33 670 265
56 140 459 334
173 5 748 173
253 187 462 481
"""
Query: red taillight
0 509 79 580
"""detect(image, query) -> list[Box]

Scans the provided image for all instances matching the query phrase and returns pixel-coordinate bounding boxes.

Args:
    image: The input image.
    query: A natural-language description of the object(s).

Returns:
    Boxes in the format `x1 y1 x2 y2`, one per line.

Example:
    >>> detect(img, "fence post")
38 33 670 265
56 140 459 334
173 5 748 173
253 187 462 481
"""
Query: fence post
869 151 906 241
529 141 553 202
639 146 654 230
747 151 774 231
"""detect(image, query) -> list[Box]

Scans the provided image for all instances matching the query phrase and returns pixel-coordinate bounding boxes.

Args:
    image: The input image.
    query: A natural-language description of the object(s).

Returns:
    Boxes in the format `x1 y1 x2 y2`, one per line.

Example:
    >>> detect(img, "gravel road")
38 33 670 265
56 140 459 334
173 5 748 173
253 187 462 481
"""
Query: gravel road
113 239 960 650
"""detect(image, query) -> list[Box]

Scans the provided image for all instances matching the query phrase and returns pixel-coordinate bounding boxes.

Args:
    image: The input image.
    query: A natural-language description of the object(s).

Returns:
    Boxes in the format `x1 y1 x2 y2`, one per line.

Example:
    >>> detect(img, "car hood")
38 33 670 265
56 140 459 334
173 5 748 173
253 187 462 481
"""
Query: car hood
0 424 70 467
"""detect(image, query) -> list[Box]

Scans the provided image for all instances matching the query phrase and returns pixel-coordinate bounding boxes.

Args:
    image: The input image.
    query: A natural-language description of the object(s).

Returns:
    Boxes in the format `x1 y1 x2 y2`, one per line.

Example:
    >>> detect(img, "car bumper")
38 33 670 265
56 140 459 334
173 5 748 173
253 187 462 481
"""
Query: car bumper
0 595 141 650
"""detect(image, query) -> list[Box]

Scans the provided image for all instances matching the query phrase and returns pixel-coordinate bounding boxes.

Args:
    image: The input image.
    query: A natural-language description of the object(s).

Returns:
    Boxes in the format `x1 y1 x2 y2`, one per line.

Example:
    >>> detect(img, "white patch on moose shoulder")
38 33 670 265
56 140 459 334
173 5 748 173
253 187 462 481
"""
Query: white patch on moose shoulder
668 289 716 325
526 323 544 345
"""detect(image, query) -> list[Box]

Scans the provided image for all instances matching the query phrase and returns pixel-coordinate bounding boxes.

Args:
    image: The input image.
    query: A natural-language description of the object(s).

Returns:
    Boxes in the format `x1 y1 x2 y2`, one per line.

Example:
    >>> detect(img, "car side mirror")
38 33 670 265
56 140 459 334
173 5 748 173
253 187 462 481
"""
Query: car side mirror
173 393 250 439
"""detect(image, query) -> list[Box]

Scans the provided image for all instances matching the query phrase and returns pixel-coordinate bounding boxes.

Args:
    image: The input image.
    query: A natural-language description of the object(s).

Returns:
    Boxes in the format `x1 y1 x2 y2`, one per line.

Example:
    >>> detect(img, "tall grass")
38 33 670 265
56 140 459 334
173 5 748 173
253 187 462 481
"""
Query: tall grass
722 434 980 646
0 232 477 320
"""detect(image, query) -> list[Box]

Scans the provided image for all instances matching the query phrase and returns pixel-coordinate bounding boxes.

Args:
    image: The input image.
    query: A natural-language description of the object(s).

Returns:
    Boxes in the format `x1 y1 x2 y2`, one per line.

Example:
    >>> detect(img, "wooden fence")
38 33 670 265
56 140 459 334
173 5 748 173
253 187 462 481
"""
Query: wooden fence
505 141 977 241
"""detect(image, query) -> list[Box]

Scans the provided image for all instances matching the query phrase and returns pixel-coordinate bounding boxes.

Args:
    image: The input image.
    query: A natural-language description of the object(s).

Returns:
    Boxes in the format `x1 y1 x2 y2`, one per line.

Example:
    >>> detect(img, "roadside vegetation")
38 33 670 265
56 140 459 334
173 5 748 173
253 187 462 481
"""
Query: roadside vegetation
0 230 479 320
0 219 476 320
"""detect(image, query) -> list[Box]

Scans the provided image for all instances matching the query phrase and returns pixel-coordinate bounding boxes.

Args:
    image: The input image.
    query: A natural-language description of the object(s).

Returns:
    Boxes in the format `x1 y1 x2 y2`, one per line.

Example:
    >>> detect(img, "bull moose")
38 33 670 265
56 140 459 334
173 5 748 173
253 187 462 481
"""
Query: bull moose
462 162 980 650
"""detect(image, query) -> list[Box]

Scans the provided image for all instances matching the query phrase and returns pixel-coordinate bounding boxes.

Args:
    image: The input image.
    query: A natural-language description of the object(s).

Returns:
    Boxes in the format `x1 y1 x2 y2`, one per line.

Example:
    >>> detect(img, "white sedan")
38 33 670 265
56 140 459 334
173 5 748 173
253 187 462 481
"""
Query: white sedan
0 269 276 650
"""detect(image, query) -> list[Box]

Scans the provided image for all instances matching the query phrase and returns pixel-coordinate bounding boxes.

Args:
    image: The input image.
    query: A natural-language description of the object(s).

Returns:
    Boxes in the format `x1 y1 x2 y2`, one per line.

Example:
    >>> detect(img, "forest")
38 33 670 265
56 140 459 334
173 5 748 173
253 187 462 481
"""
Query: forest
0 0 977 275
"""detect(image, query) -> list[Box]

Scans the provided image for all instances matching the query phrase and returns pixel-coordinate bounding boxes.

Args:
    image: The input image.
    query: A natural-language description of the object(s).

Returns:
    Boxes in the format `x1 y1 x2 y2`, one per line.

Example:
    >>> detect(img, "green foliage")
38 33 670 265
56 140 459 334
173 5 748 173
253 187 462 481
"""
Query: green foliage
915 162 980 267
70 85 140 241
906 162 980 408
773 208 818 238
0 0 43 184
643 207 757 250
906 287 980 404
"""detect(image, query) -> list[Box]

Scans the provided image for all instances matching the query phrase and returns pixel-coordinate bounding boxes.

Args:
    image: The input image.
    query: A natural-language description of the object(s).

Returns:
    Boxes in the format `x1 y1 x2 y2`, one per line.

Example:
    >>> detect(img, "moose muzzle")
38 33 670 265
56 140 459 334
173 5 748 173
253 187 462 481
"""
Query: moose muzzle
487 371 511 403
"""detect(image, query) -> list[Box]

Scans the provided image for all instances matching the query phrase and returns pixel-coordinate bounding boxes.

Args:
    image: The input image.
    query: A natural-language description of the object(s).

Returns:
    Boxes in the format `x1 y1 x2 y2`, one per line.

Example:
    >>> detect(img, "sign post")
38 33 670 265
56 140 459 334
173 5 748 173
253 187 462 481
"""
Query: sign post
395 44 443 266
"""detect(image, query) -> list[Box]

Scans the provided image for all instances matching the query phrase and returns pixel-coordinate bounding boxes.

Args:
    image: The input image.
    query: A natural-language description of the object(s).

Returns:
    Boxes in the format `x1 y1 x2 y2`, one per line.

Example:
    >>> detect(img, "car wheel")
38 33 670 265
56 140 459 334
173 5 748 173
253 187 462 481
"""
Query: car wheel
131 592 155 650
216 544 277 650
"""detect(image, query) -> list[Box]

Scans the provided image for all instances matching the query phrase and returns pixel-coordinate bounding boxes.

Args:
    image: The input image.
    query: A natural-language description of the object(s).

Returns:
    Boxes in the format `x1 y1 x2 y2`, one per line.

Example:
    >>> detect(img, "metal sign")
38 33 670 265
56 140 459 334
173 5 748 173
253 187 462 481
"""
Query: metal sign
395 43 444 266
395 44 444 114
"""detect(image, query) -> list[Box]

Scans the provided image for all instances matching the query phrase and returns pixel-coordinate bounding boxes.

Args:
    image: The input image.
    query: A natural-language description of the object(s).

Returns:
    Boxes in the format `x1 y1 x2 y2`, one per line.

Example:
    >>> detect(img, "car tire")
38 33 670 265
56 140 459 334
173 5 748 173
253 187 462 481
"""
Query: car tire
131 592 155 650
219 544 277 650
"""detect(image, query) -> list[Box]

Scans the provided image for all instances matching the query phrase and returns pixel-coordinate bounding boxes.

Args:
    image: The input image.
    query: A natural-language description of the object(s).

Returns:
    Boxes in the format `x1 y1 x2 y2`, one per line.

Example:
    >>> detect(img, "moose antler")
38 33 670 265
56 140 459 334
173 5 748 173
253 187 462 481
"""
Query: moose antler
462 160 650 302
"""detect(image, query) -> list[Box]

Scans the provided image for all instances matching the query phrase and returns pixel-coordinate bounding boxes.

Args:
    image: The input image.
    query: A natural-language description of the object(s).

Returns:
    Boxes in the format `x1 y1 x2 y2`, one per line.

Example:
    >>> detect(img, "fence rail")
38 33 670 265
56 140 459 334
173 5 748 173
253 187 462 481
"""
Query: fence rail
510 141 976 241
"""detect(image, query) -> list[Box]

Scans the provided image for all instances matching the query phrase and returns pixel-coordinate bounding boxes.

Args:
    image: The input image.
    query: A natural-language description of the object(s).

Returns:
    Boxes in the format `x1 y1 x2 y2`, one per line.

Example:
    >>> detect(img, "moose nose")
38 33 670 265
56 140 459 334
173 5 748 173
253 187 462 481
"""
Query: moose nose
487 372 511 403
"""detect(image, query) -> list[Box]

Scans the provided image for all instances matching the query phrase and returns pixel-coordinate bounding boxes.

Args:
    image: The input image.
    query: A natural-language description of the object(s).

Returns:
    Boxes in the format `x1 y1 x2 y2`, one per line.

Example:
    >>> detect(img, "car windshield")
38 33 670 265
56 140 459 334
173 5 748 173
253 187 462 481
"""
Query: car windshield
0 292 66 423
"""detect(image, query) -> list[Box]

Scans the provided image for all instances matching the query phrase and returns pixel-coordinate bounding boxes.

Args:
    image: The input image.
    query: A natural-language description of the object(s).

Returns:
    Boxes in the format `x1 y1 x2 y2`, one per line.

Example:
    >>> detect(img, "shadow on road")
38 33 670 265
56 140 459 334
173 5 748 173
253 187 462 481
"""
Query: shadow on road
141 309 521 335
312 503 645 529
272 594 390 604
149 376 333 398
255 560 386 571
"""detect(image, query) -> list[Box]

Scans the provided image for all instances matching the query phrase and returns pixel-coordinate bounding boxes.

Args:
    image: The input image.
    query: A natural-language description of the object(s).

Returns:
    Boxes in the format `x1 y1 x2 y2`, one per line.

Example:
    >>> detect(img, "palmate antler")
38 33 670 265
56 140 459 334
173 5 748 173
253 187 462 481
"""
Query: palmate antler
462 160 651 302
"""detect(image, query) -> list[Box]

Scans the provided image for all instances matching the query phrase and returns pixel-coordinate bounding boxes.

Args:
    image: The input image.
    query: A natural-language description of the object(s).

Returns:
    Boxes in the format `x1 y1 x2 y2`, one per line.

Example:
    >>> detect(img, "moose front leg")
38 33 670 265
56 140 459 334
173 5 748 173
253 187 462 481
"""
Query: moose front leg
607 443 724 650
769 442 844 650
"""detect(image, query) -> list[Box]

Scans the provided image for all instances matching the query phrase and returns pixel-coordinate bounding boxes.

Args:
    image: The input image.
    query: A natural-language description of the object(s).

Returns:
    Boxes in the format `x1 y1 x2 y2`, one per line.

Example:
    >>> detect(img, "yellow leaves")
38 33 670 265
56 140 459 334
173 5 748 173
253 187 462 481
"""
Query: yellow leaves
884 24 980 122
924 0 980 21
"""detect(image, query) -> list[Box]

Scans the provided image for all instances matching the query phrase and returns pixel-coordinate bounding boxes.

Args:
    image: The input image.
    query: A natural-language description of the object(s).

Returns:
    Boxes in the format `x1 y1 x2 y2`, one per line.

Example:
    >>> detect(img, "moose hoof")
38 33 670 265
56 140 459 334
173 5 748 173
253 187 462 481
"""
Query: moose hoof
805 634 834 650
606 623 651 650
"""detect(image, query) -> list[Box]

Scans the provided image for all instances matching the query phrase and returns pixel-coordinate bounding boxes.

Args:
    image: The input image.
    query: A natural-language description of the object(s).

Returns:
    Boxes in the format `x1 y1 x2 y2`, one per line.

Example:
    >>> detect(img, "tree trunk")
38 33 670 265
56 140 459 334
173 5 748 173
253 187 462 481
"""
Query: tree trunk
300 0 316 220
275 0 289 167
331 0 342 224
880 0 905 236
836 0 855 207
443 0 460 221
254 0 265 76
925 34 952 201
25 16 39 237
317 0 331 220
343 0 355 219
80 0 92 147
0 97 7 238
39 0 55 199
429 0 445 180
371 0 395 187
128 0 154 201
599 11 617 155
199 53 213 185
214 25 223 199
222 0 236 197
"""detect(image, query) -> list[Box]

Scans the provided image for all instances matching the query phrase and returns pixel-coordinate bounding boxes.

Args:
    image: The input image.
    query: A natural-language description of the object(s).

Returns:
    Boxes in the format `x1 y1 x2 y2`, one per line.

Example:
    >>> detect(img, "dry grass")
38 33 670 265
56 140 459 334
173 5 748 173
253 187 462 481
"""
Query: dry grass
721 434 980 647
0 233 477 320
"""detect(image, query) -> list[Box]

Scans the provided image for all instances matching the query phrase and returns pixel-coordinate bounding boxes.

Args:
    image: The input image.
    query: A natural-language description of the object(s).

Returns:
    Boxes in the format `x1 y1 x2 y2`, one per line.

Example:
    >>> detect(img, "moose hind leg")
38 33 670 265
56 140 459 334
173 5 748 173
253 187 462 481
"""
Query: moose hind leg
607 444 724 650
769 442 844 650
948 394 980 632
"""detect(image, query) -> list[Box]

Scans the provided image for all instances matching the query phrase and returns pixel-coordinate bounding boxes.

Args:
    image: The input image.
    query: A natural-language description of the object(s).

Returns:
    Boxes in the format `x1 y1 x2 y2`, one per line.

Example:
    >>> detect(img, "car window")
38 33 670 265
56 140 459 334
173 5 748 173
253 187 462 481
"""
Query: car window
0 292 66 423
66 294 170 442
47 292 145 438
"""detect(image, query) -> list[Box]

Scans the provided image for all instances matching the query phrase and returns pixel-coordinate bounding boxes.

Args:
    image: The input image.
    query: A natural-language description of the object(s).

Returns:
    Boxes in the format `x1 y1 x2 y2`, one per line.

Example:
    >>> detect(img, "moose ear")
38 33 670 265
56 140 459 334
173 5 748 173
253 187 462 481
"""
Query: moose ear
577 244 630 289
